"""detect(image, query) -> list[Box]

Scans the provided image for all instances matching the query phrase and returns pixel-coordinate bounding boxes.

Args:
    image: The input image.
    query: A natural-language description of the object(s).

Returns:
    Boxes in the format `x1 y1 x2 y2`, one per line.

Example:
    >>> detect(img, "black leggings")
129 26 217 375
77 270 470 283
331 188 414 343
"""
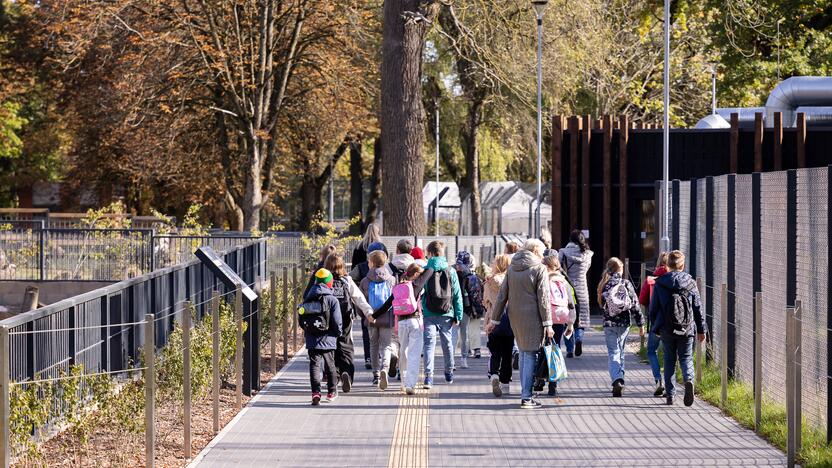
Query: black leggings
487 335 514 384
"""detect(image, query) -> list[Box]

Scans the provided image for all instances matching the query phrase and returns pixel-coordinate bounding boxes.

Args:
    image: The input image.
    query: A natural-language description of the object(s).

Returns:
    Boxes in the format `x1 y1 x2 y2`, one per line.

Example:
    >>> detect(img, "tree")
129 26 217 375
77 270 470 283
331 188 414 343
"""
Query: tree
380 0 438 235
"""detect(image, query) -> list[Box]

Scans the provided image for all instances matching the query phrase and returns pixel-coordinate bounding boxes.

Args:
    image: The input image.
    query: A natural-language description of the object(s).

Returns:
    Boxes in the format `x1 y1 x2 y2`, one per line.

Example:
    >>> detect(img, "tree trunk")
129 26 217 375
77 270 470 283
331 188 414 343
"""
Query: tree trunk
349 141 364 234
298 174 326 230
380 0 436 235
365 138 383 229
461 99 483 235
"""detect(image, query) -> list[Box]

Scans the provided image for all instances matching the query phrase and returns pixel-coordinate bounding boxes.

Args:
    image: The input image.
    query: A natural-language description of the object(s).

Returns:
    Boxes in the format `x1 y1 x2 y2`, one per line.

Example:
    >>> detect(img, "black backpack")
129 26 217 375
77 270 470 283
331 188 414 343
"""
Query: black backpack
662 284 694 336
426 267 454 313
298 297 331 336
330 277 353 319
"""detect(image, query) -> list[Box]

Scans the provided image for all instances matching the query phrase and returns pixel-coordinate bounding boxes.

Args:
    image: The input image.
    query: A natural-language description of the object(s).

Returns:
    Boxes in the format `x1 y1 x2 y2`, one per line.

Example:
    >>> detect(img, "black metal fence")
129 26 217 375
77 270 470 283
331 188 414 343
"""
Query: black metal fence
666 166 831 438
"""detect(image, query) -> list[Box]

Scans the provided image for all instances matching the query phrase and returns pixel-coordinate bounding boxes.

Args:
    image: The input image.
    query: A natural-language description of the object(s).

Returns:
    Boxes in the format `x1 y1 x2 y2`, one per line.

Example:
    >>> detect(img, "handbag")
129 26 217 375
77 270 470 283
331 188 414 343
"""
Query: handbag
544 340 568 382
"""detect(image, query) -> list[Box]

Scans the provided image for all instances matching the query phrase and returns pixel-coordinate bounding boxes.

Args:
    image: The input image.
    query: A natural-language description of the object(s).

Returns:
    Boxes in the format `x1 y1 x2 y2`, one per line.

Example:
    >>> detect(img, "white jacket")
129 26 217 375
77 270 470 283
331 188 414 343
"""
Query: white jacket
344 276 373 319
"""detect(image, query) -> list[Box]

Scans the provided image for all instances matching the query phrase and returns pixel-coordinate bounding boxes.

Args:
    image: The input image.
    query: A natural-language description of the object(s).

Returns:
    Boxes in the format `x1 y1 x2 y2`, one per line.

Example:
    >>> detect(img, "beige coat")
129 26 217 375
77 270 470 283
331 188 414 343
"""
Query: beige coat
490 250 552 352
482 273 505 317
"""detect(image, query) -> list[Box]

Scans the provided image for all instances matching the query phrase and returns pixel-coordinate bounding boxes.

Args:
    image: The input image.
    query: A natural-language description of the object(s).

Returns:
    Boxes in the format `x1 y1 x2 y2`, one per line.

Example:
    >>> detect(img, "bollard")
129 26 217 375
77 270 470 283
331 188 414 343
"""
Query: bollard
786 305 796 468
753 291 762 433
211 291 220 434
795 300 803 453
145 314 155 468
292 267 298 350
182 302 192 459
695 277 704 386
270 271 277 373
720 283 728 409
0 326 9 468
235 289 243 410
282 267 289 361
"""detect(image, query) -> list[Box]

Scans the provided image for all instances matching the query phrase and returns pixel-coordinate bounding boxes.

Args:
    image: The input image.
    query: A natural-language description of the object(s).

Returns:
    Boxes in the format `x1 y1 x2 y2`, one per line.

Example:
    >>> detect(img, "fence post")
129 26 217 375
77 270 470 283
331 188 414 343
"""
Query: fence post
720 283 728 409
795 300 803 454
754 291 763 434
144 314 155 468
282 267 289 362
786 305 796 468
270 271 277 373
211 291 220 434
0 325 9 468
182 302 192 459
38 229 45 281
292 267 298 351
235 289 243 410
695 277 704 386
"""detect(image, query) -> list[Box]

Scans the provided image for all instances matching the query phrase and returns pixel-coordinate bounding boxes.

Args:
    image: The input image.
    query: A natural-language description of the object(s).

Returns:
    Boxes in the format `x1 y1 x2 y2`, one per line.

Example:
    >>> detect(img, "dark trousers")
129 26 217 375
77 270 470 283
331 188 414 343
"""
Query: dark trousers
309 349 337 394
487 335 514 384
361 317 371 361
335 314 355 380
661 334 695 397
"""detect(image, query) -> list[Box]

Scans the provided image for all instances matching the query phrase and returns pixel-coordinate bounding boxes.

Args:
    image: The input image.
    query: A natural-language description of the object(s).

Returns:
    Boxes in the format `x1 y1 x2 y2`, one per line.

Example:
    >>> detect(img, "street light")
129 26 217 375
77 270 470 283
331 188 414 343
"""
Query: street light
532 0 548 238
660 0 670 253
434 100 440 235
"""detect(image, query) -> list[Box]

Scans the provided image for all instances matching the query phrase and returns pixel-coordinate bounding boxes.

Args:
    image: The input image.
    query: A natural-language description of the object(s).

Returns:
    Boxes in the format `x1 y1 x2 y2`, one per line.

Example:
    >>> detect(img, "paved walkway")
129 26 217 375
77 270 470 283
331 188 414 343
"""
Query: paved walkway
191 328 786 467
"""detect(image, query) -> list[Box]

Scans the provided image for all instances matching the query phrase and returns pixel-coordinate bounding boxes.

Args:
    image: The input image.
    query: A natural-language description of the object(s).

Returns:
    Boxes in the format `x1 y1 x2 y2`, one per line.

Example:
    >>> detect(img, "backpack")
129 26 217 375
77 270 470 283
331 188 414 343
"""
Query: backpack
426 268 454 313
549 278 571 324
663 285 695 336
461 272 485 319
330 277 353 319
297 298 330 336
367 280 393 310
392 282 418 316
605 280 634 317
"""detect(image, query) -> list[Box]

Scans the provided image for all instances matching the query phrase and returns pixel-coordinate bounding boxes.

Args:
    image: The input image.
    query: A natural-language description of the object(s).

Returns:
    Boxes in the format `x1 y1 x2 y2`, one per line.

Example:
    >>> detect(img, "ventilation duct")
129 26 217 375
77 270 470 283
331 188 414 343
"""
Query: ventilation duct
694 114 731 129
765 76 832 127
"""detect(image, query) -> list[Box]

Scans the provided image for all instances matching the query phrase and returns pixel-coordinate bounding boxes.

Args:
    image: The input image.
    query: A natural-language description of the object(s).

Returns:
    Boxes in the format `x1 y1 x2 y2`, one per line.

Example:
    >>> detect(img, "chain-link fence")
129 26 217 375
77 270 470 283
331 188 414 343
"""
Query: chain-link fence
668 166 832 438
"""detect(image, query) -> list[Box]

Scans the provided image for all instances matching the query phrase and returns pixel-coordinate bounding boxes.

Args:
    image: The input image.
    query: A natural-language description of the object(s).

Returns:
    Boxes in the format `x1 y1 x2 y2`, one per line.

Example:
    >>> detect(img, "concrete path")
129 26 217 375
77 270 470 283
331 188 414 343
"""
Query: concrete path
191 328 786 467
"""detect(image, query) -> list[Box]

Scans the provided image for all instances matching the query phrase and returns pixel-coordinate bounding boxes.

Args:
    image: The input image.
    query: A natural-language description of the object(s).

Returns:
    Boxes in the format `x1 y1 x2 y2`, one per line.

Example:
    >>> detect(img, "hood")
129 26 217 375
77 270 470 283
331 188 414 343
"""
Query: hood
654 266 669 277
391 253 415 270
367 266 394 283
560 243 590 263
510 249 541 272
426 255 449 271
304 283 333 301
655 270 696 292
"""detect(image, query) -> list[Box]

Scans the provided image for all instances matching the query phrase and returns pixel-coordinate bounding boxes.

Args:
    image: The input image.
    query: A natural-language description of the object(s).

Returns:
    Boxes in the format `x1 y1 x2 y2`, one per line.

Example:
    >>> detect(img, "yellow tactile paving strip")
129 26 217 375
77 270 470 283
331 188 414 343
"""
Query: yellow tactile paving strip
387 385 430 468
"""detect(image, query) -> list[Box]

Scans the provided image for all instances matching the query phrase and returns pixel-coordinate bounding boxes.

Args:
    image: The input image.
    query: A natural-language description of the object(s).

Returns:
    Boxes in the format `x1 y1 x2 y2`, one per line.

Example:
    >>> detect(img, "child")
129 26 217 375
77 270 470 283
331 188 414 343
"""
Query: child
390 263 425 394
454 250 486 368
300 268 343 405
483 255 513 397
542 254 576 397
360 250 398 390
597 257 644 397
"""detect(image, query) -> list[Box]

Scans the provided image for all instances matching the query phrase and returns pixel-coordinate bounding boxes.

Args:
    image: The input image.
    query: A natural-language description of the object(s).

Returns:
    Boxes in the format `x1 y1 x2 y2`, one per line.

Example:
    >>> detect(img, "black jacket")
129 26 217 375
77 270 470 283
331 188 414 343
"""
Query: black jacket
648 271 707 337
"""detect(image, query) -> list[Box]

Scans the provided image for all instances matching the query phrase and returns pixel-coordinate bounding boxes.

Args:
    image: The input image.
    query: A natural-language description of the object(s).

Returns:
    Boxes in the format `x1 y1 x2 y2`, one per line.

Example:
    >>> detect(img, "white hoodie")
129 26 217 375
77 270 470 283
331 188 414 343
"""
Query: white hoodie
391 253 415 272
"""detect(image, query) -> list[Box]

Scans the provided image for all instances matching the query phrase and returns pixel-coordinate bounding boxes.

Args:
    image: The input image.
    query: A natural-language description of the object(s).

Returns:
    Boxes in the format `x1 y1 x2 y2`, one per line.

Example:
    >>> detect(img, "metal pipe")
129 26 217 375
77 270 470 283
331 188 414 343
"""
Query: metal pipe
661 0 670 252
435 101 440 235
535 14 544 238
765 76 832 127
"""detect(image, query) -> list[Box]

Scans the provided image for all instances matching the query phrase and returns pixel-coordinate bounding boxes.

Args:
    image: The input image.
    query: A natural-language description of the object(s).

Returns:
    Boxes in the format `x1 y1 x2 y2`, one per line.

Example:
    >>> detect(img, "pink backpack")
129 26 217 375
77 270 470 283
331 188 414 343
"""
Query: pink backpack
549 278 571 324
392 282 418 316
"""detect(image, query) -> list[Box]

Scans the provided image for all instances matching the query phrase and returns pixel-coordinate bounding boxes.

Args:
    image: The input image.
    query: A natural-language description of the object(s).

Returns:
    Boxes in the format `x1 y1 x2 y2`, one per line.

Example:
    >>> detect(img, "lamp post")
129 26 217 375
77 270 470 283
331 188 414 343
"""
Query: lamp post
434 101 440 235
532 0 548 238
660 0 670 253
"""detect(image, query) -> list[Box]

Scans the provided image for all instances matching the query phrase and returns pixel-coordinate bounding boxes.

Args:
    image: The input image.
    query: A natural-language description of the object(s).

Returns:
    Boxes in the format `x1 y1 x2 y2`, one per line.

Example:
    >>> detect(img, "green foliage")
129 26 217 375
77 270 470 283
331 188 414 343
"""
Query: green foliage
0 101 25 160
300 218 360 272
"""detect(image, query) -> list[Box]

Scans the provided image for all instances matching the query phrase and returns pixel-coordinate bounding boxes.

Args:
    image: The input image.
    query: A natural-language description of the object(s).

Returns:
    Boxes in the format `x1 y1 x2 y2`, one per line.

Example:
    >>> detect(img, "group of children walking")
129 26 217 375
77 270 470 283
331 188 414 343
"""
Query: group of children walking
299 224 706 409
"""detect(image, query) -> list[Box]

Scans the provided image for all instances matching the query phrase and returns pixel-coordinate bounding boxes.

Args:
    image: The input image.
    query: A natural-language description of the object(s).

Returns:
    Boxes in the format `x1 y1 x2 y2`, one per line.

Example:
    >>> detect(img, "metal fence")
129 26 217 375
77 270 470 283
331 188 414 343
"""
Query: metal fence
667 166 832 438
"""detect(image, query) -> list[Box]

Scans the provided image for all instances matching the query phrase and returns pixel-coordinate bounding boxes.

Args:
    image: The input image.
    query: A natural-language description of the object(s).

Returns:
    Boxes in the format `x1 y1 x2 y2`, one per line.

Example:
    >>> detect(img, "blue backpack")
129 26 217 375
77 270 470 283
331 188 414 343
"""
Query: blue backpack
367 280 392 310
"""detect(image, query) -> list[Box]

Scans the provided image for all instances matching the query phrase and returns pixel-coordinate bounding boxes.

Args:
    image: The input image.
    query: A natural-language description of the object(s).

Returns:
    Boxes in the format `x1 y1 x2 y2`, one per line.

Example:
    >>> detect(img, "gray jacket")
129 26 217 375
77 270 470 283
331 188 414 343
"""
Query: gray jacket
559 243 593 328
490 250 552 352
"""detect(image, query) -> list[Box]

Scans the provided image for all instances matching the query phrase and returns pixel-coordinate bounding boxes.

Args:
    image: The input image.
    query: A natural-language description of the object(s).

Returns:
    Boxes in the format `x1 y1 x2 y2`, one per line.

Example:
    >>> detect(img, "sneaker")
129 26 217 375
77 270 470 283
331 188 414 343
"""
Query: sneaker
423 377 433 390
389 356 398 378
467 349 473 357
512 352 519 370
445 372 454 384
491 375 502 397
521 398 543 409
612 379 624 397
311 392 321 406
653 380 664 397
533 378 545 392
372 375 380 387
326 392 338 403
575 341 583 357
684 381 695 407
666 395 674 405
548 382 558 397
474 348 482 359
460 356 469 369
566 352 574 359
379 371 388 390
364 358 372 370
405 387 415 395
341 372 352 393
501 383 510 395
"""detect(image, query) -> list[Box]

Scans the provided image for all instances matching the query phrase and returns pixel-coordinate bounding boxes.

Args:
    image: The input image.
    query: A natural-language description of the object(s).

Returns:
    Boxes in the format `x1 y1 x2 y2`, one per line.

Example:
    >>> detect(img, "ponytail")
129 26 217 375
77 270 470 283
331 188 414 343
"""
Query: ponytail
570 229 589 253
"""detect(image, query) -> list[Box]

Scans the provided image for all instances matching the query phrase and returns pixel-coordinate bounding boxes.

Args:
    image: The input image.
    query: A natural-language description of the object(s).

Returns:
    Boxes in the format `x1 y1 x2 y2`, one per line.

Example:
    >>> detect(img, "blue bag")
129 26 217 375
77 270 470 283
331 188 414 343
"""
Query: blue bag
544 342 568 382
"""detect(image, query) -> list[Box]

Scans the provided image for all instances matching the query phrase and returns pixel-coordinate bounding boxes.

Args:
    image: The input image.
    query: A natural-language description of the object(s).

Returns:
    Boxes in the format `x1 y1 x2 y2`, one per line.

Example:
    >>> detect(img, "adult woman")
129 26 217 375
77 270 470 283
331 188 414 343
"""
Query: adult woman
483 255 512 397
559 230 593 357
352 223 381 267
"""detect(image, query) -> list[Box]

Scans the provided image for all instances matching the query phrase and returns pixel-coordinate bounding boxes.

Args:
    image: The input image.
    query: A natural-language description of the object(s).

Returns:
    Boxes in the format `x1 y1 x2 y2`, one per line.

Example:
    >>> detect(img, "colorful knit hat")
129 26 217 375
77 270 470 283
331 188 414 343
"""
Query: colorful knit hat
314 268 334 287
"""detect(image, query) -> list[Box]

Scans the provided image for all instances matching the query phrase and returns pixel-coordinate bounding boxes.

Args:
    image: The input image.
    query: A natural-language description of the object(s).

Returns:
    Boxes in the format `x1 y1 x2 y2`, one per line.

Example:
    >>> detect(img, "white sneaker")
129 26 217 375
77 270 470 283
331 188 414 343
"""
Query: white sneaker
501 383 510 395
491 375 502 397
405 387 415 395
460 356 469 369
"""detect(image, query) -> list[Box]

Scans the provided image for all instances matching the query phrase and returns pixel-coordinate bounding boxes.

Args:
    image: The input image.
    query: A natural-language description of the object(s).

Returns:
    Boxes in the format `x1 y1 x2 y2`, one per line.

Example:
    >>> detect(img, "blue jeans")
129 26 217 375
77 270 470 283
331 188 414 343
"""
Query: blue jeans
518 351 538 400
423 315 454 377
604 326 629 384
647 332 663 382
662 335 695 396
565 327 585 353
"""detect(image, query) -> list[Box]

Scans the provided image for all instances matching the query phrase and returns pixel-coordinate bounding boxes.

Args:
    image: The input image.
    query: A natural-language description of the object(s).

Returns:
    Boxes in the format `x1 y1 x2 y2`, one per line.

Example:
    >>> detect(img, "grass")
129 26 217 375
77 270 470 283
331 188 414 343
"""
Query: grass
695 360 832 467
